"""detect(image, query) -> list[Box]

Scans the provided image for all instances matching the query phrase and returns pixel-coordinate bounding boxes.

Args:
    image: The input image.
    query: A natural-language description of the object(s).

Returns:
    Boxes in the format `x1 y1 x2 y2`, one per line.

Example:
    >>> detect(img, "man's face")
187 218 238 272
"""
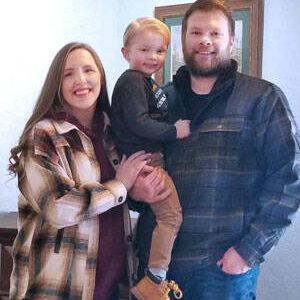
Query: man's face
182 9 234 77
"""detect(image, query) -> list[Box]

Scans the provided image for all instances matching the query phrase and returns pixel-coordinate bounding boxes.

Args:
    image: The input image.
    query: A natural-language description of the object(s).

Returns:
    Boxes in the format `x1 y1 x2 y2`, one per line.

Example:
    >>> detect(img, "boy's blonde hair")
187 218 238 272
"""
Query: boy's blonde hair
123 17 170 47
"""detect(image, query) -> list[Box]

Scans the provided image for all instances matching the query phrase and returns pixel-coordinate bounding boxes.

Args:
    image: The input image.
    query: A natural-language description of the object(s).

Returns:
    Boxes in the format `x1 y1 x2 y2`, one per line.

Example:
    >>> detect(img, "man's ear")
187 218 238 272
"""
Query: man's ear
121 47 129 61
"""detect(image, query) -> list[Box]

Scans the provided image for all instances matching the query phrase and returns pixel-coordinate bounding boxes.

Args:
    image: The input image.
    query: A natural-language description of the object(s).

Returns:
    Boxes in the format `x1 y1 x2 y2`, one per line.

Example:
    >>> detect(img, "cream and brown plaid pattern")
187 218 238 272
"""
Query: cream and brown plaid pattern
10 113 132 300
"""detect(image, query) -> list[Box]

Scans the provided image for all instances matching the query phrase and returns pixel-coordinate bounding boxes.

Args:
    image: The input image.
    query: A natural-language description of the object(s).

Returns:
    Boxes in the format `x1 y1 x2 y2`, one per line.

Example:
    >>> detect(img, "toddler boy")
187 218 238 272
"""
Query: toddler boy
111 17 190 300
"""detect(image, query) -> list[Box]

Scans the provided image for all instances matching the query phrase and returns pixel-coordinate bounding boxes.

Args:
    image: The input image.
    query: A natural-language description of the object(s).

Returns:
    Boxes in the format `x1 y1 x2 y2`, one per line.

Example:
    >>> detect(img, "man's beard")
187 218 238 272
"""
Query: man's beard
183 46 232 77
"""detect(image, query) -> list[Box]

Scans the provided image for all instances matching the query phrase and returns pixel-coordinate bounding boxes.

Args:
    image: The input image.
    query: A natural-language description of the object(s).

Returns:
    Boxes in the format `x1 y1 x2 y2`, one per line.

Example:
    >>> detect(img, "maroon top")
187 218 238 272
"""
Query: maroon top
54 112 126 300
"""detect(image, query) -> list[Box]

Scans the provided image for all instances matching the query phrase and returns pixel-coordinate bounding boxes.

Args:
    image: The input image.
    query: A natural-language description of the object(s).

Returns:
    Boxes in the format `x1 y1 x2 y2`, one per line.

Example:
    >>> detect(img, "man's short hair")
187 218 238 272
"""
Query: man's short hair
182 0 235 37
123 17 170 47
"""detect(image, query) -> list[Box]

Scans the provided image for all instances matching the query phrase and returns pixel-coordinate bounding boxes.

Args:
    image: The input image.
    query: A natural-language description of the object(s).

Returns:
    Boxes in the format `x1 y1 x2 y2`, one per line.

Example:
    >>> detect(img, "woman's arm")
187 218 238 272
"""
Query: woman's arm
20 145 149 229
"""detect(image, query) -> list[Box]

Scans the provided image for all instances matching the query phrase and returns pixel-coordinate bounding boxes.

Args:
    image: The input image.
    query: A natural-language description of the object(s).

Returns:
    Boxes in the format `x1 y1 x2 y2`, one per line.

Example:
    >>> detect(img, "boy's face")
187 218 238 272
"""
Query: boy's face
122 31 168 76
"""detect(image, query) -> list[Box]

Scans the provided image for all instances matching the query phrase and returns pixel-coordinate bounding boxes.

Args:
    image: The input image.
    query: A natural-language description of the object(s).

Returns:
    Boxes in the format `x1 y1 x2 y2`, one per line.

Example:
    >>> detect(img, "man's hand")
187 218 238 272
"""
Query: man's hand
129 167 171 203
217 247 250 275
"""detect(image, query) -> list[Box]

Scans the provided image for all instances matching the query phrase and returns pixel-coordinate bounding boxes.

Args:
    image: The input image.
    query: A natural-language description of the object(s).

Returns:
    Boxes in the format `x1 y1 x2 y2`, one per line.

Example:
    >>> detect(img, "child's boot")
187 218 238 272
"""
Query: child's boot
130 275 183 300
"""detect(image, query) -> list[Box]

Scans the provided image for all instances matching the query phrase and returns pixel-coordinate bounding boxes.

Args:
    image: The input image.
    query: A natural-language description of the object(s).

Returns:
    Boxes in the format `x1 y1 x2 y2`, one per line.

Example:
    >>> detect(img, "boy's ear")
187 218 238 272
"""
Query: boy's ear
121 47 129 61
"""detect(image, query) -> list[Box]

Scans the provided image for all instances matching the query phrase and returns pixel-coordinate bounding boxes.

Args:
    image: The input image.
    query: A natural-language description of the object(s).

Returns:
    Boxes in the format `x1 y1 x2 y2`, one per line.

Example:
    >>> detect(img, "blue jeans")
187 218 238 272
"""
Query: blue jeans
137 260 259 300
167 264 259 300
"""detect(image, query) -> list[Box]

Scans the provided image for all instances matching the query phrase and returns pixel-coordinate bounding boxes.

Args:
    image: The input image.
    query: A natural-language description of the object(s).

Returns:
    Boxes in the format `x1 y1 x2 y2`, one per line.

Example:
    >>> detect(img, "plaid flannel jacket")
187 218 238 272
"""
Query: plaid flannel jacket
167 67 300 270
10 112 133 300
136 64 300 273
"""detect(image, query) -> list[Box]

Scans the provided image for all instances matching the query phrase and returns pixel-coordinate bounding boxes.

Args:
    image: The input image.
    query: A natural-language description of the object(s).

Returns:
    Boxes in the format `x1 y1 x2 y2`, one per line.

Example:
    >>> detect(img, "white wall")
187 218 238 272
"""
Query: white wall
0 0 299 299
262 0 300 121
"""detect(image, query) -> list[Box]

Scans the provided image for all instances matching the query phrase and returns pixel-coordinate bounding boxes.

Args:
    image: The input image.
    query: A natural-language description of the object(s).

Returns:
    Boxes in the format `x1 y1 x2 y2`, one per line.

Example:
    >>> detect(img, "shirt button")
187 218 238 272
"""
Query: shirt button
113 159 119 165
118 196 123 203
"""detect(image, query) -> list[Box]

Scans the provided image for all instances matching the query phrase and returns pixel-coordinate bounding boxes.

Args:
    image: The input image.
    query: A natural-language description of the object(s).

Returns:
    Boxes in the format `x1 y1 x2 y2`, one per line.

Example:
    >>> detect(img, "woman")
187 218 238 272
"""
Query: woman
8 42 152 300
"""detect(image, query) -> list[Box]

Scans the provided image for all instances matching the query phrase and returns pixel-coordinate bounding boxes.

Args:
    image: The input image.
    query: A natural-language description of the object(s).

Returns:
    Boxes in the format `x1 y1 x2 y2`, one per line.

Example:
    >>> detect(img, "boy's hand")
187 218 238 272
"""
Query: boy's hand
175 119 191 139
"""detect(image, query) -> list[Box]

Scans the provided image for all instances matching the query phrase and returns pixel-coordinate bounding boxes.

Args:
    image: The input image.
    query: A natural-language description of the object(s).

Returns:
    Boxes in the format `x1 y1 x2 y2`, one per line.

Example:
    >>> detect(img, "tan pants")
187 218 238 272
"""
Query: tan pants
147 152 183 271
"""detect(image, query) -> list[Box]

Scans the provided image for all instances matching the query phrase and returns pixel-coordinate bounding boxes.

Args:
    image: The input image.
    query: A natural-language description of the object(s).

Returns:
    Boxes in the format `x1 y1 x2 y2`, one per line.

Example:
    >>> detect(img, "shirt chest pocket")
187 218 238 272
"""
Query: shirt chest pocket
194 117 245 169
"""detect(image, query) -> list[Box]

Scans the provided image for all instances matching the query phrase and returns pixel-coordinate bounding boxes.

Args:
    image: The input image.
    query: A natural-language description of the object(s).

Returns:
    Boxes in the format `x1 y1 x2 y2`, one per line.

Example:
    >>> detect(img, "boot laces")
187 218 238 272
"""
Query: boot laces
168 280 183 299
162 281 171 300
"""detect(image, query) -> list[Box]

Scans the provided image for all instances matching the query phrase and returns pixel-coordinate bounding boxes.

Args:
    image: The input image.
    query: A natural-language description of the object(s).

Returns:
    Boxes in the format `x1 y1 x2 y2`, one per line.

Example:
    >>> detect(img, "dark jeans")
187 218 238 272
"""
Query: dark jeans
138 261 259 300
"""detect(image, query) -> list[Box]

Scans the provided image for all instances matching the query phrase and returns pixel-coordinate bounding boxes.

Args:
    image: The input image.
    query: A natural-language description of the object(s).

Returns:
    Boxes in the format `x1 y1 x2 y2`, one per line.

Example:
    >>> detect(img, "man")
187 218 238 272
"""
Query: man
132 0 300 299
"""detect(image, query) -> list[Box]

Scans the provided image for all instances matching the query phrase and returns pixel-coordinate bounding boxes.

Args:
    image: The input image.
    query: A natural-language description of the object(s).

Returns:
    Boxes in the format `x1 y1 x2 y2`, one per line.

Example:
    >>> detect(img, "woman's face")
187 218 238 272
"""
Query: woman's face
61 48 101 116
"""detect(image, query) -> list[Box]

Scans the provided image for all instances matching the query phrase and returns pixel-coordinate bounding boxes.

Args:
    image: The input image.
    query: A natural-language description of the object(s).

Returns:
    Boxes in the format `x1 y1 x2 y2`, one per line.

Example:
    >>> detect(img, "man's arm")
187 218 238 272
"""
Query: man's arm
233 86 300 268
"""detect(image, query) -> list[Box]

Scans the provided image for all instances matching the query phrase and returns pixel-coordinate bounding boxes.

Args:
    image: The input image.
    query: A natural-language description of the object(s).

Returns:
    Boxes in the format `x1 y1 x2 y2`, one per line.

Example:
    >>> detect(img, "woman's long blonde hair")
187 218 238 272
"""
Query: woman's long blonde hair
9 42 110 176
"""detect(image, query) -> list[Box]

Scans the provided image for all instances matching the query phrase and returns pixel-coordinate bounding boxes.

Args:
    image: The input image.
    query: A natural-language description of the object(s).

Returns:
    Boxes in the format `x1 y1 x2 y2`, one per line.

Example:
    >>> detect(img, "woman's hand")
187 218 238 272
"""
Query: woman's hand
129 167 171 203
115 151 151 191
